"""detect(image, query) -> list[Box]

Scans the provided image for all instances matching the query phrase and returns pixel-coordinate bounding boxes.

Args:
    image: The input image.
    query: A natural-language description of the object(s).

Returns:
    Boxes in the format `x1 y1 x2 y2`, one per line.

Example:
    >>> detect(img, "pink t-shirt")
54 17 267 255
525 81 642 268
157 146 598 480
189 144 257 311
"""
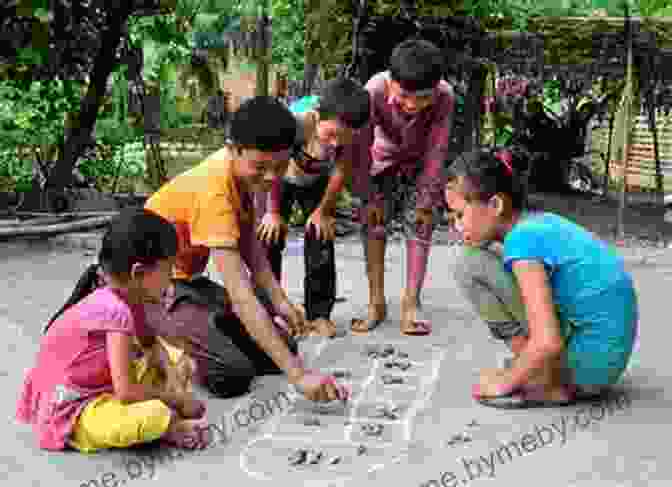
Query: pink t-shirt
16 287 147 450
351 70 456 209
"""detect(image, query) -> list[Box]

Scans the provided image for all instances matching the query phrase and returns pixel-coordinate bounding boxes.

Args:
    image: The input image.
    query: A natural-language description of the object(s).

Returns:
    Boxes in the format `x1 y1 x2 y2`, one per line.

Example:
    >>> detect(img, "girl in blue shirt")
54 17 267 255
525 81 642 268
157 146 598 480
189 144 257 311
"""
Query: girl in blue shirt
443 147 638 408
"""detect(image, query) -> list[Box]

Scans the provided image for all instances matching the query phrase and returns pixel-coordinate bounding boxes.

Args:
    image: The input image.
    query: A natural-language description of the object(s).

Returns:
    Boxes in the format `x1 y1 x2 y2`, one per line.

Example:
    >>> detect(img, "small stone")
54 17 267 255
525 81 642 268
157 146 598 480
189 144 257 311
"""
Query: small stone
357 444 367 455
467 420 479 427
329 456 342 465
382 374 404 385
397 351 409 359
361 423 384 436
398 360 411 371
307 450 323 464
289 449 307 465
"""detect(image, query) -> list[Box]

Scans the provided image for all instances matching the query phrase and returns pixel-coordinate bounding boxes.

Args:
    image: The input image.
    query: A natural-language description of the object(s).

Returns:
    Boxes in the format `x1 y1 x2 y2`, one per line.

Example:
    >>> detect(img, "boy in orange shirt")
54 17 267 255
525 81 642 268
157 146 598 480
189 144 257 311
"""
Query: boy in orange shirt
145 97 346 403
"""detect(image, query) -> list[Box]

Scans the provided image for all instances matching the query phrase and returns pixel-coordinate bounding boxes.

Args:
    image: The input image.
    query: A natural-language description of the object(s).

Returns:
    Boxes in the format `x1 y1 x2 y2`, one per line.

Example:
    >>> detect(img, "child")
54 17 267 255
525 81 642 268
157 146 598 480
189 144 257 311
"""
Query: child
256 77 371 337
144 96 347 403
443 147 638 408
16 209 210 452
349 39 456 336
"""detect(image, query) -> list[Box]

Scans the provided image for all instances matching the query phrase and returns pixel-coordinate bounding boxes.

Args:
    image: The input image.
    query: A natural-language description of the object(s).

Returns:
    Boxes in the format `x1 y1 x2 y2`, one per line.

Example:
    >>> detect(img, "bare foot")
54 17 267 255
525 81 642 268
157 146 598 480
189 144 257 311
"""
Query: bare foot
351 303 387 335
400 293 431 336
163 418 213 449
309 318 337 337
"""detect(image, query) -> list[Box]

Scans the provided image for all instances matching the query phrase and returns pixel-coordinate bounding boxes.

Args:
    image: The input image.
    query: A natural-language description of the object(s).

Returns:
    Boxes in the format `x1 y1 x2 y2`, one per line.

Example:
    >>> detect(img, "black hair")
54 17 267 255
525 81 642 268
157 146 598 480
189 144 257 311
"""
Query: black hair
316 77 371 130
442 146 530 211
44 209 178 333
229 95 297 151
389 39 444 92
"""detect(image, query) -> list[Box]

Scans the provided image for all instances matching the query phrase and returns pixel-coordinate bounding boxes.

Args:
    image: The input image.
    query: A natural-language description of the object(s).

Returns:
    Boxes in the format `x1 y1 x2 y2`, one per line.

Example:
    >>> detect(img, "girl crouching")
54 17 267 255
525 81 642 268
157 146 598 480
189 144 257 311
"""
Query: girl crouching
443 148 638 408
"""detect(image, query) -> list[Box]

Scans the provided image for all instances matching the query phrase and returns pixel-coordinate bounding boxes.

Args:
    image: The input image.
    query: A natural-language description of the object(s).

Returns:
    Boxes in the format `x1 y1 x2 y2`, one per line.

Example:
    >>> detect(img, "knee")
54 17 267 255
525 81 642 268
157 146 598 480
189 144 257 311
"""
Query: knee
450 246 497 285
450 246 480 286
200 354 256 399
205 369 255 399
110 400 173 446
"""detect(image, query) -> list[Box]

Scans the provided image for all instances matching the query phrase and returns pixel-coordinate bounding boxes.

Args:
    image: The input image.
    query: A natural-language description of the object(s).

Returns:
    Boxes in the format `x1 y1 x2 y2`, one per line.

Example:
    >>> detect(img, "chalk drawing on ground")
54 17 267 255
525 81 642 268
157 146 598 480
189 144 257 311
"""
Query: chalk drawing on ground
240 338 446 484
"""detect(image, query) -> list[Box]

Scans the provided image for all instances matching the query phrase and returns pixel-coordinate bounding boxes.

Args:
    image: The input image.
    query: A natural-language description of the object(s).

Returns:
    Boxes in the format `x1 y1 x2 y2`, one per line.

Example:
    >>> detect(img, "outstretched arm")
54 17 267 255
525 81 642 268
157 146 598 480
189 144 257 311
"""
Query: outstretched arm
212 248 304 383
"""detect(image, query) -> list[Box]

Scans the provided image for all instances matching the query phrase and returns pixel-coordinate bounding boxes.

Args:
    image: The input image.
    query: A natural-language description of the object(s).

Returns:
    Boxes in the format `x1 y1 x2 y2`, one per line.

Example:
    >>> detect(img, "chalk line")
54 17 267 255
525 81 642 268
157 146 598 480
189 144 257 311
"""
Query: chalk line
240 338 447 482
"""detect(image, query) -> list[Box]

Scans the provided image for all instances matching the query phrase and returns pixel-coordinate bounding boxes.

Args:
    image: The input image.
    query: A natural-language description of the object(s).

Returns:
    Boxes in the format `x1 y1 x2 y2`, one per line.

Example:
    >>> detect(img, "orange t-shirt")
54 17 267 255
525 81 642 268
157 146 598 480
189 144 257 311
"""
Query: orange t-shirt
145 148 253 279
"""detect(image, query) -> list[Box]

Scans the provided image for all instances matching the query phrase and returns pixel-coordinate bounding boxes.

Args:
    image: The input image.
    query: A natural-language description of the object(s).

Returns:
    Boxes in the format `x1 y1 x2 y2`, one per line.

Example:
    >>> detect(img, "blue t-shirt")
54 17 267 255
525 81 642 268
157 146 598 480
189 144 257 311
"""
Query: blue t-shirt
503 212 635 332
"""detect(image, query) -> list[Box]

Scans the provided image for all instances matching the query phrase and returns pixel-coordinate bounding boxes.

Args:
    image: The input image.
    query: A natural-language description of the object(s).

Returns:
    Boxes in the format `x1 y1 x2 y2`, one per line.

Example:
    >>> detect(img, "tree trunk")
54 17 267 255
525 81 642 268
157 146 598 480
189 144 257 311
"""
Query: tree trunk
42 4 133 207
646 91 664 205
255 0 270 98
617 14 634 239
603 110 615 197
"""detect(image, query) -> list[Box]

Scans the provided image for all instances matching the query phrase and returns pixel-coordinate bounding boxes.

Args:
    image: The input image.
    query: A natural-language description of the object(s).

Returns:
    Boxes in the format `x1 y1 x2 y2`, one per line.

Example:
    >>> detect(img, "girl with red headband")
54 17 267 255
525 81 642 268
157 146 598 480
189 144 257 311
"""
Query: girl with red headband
443 147 638 408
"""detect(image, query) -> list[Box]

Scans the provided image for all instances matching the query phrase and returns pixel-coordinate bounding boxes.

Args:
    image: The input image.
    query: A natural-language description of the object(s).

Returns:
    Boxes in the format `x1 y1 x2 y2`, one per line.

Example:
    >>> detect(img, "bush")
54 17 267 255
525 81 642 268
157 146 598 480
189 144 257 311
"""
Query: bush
78 138 146 193
0 148 33 193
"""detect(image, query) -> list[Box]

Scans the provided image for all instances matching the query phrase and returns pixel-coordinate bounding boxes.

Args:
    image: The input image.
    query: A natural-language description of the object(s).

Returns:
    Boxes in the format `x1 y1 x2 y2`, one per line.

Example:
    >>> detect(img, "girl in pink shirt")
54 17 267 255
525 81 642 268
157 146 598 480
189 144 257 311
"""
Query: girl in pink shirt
16 209 210 452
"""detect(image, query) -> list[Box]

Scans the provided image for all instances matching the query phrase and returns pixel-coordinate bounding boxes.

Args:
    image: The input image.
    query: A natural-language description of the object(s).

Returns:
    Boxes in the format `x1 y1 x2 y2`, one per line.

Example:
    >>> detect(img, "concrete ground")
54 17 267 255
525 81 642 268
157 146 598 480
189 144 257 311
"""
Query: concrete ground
1 233 669 487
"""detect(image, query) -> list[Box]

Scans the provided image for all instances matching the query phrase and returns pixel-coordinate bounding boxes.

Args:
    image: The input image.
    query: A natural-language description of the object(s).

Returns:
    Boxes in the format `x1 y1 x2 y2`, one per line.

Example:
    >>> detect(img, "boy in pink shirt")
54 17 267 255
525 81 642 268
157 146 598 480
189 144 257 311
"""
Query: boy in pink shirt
350 39 455 335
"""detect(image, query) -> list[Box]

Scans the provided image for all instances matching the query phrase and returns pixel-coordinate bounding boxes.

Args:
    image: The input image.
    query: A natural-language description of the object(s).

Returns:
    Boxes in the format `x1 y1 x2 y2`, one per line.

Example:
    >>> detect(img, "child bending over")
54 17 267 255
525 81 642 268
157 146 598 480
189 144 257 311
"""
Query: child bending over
256 77 371 337
16 209 210 452
349 39 456 336
443 147 638 408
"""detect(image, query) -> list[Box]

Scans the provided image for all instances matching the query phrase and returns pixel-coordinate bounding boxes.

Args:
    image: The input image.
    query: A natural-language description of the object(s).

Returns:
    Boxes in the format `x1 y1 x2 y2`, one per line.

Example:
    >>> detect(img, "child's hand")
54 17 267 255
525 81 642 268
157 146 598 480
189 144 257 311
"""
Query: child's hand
306 209 336 241
256 212 287 244
280 302 311 337
293 370 350 402
415 207 433 226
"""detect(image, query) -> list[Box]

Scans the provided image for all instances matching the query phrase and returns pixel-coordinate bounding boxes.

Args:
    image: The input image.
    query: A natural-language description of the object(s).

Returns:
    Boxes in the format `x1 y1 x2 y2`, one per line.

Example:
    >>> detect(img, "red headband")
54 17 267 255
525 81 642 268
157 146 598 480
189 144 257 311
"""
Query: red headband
495 150 513 175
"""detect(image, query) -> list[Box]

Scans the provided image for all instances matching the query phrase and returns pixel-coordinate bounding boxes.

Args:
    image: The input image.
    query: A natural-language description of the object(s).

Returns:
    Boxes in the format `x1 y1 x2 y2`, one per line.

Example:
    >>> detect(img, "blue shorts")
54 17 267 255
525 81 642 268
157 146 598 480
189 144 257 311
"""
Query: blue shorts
563 280 638 386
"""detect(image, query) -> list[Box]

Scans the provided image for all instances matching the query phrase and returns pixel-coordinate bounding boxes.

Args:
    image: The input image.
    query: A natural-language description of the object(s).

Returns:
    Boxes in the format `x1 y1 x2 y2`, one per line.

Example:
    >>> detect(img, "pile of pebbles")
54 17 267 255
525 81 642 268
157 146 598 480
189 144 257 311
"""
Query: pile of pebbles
288 444 368 466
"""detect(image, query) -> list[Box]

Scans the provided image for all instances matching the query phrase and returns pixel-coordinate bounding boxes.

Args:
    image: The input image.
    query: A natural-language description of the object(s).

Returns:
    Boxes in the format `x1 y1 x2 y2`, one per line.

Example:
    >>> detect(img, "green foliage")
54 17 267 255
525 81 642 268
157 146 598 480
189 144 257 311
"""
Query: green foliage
78 138 147 193
229 0 305 81
0 78 81 149
270 0 305 81
0 78 82 192
0 148 34 192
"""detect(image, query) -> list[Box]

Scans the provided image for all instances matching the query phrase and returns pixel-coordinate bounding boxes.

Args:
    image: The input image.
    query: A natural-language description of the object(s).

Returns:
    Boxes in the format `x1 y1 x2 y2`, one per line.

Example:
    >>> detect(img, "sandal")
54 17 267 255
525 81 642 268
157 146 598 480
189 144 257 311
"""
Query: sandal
351 303 387 335
473 384 578 409
400 294 432 336
401 320 432 336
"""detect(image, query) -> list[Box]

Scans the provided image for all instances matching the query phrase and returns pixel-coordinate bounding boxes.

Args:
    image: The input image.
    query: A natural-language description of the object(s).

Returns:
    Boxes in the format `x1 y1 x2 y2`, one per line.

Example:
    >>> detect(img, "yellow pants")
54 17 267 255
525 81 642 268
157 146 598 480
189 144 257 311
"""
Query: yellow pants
69 338 192 453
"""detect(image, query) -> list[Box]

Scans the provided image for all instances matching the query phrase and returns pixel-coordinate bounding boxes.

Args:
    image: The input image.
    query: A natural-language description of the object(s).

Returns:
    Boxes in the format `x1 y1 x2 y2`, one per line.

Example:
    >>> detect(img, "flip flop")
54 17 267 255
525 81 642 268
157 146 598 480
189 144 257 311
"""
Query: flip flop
401 319 432 336
474 384 578 409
